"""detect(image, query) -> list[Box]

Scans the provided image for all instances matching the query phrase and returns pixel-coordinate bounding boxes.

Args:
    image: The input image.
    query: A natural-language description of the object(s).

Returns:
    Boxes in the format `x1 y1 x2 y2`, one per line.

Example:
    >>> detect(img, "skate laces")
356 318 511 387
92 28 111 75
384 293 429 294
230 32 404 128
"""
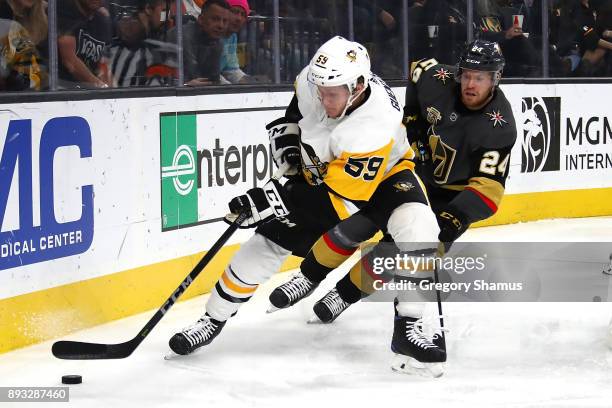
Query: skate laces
321 288 349 316
405 318 437 349
281 273 315 301
420 313 449 341
182 316 218 347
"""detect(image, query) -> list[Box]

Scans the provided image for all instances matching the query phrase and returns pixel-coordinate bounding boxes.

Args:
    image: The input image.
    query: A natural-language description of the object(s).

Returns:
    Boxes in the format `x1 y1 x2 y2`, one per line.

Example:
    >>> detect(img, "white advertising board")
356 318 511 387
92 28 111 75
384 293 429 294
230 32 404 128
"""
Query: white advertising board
502 83 612 194
0 93 291 299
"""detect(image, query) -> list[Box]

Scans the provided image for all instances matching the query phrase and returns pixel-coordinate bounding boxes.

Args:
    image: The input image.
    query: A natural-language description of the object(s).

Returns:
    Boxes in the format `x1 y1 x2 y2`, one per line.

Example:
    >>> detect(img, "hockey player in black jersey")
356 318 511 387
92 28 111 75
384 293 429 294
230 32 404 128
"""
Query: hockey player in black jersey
269 40 518 376
405 39 517 249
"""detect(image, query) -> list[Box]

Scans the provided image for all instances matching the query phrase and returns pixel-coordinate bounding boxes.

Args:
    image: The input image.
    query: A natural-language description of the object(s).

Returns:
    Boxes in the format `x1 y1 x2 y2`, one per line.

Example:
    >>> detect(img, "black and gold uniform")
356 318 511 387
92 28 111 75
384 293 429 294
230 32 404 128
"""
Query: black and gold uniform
405 57 517 231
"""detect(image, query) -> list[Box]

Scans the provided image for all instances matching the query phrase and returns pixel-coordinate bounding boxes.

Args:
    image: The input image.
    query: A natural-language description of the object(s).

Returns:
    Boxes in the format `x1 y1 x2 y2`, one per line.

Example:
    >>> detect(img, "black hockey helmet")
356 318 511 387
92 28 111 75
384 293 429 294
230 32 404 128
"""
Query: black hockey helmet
456 39 505 84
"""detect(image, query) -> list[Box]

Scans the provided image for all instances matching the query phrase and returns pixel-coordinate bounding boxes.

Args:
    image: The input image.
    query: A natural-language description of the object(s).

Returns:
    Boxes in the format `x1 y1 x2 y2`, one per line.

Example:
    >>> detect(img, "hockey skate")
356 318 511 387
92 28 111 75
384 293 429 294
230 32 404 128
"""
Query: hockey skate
168 314 226 355
390 315 446 378
308 287 351 324
267 272 318 312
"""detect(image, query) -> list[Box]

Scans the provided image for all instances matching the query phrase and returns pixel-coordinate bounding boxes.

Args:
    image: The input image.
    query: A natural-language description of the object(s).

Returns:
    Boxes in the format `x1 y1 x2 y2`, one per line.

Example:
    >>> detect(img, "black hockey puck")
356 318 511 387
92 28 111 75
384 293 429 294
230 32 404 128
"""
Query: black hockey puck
61 375 82 384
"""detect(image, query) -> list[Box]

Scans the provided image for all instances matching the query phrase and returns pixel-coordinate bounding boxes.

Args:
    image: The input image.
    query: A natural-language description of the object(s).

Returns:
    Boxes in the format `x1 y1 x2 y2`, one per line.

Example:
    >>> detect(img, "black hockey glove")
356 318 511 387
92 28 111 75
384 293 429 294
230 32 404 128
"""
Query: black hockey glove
225 179 290 228
436 206 469 253
404 113 430 163
267 118 301 176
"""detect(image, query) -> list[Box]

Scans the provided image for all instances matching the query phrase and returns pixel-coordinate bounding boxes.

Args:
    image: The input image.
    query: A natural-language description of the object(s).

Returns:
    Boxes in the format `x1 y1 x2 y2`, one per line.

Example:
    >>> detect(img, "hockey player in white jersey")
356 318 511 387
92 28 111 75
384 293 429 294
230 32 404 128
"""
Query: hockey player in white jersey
169 36 443 373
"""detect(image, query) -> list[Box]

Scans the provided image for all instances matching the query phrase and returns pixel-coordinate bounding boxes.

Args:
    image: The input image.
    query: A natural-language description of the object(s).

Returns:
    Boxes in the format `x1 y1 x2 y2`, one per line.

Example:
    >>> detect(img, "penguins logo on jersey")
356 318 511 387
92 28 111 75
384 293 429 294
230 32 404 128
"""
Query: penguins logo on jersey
393 181 414 192
300 142 329 185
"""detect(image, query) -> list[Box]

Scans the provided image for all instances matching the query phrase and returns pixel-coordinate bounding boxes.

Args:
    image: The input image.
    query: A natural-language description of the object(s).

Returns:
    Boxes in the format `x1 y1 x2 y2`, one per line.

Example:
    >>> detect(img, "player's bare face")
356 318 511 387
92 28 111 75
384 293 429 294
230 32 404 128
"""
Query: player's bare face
317 85 350 118
460 70 494 109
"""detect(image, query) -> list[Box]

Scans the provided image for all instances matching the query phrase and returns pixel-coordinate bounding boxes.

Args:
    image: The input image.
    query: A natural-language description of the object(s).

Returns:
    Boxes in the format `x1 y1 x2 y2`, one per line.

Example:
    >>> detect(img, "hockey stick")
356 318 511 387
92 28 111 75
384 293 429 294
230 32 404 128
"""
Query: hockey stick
433 243 447 351
433 265 446 350
52 164 290 360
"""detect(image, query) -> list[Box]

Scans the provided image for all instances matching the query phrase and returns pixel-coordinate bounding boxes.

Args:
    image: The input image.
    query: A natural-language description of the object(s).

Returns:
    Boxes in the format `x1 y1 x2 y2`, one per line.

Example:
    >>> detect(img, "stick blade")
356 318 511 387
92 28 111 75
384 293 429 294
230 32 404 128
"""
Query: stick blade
52 340 134 360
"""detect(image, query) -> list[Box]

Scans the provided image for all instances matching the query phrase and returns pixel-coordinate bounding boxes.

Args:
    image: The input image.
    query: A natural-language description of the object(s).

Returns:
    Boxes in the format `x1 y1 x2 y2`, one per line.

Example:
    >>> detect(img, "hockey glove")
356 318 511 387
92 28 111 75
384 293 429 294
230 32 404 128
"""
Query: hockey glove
226 179 290 228
267 118 301 176
405 115 431 166
436 206 469 253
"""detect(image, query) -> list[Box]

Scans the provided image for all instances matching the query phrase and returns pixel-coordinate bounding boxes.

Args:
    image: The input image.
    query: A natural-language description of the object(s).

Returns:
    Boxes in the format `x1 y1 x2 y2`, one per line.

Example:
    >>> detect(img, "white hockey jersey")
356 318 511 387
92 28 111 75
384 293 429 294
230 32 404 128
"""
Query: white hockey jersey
295 67 415 213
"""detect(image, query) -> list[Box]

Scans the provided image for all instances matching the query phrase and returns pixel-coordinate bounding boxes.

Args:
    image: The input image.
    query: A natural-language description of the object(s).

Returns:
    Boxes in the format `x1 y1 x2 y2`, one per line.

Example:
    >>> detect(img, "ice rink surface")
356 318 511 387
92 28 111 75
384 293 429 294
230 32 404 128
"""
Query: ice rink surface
1 217 612 408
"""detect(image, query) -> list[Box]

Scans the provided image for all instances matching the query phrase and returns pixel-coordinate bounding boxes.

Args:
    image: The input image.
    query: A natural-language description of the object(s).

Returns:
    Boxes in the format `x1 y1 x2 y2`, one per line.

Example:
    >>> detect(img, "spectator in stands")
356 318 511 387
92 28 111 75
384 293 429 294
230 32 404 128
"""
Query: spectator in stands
220 0 251 83
0 0 48 60
352 0 397 43
57 0 113 88
165 0 200 26
550 0 591 75
549 0 612 76
475 0 540 76
507 0 577 77
0 17 43 90
183 0 203 19
350 0 403 77
110 0 178 87
576 0 612 76
413 0 468 65
168 0 228 86
404 0 429 62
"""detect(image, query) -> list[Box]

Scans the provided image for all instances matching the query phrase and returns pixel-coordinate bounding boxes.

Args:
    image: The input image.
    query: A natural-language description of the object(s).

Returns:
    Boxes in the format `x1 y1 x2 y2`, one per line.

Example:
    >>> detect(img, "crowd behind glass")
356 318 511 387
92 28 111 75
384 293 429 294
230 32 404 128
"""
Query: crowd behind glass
1 0 611 92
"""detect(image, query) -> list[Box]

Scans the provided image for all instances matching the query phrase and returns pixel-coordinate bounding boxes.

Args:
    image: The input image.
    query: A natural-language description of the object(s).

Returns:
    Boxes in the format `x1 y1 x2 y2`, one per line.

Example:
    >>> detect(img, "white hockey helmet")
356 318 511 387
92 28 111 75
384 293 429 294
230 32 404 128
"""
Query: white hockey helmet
307 36 371 94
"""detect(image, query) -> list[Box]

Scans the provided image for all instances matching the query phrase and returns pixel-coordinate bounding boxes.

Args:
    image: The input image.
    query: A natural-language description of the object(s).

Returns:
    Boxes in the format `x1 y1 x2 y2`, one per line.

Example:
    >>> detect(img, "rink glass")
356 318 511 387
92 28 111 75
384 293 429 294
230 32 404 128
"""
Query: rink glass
9 0 603 92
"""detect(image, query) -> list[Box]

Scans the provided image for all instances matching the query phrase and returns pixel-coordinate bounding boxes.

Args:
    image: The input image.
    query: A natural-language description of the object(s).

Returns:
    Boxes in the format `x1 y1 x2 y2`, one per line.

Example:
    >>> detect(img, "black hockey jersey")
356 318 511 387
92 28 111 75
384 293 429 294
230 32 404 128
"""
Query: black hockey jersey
404 59 517 224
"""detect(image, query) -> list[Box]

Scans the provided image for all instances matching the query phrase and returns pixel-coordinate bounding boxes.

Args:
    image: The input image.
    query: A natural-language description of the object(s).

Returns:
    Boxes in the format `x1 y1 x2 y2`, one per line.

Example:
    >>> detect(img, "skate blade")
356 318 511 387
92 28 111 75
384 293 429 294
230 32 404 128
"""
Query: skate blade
603 268 612 276
391 354 444 378
307 314 323 324
164 346 203 360
266 305 281 314
164 349 181 360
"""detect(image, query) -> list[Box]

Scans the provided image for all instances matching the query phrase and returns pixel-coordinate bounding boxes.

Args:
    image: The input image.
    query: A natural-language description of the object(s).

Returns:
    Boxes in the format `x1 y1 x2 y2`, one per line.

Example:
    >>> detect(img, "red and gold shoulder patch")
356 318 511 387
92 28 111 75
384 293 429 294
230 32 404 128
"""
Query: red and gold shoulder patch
432 67 452 84
486 110 507 127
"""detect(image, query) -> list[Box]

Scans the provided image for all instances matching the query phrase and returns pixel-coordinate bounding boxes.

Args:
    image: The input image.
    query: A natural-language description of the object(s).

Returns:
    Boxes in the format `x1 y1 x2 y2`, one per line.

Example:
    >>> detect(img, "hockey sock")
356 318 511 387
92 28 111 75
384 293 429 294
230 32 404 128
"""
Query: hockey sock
346 241 396 296
301 231 357 283
336 272 364 304
206 265 259 321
